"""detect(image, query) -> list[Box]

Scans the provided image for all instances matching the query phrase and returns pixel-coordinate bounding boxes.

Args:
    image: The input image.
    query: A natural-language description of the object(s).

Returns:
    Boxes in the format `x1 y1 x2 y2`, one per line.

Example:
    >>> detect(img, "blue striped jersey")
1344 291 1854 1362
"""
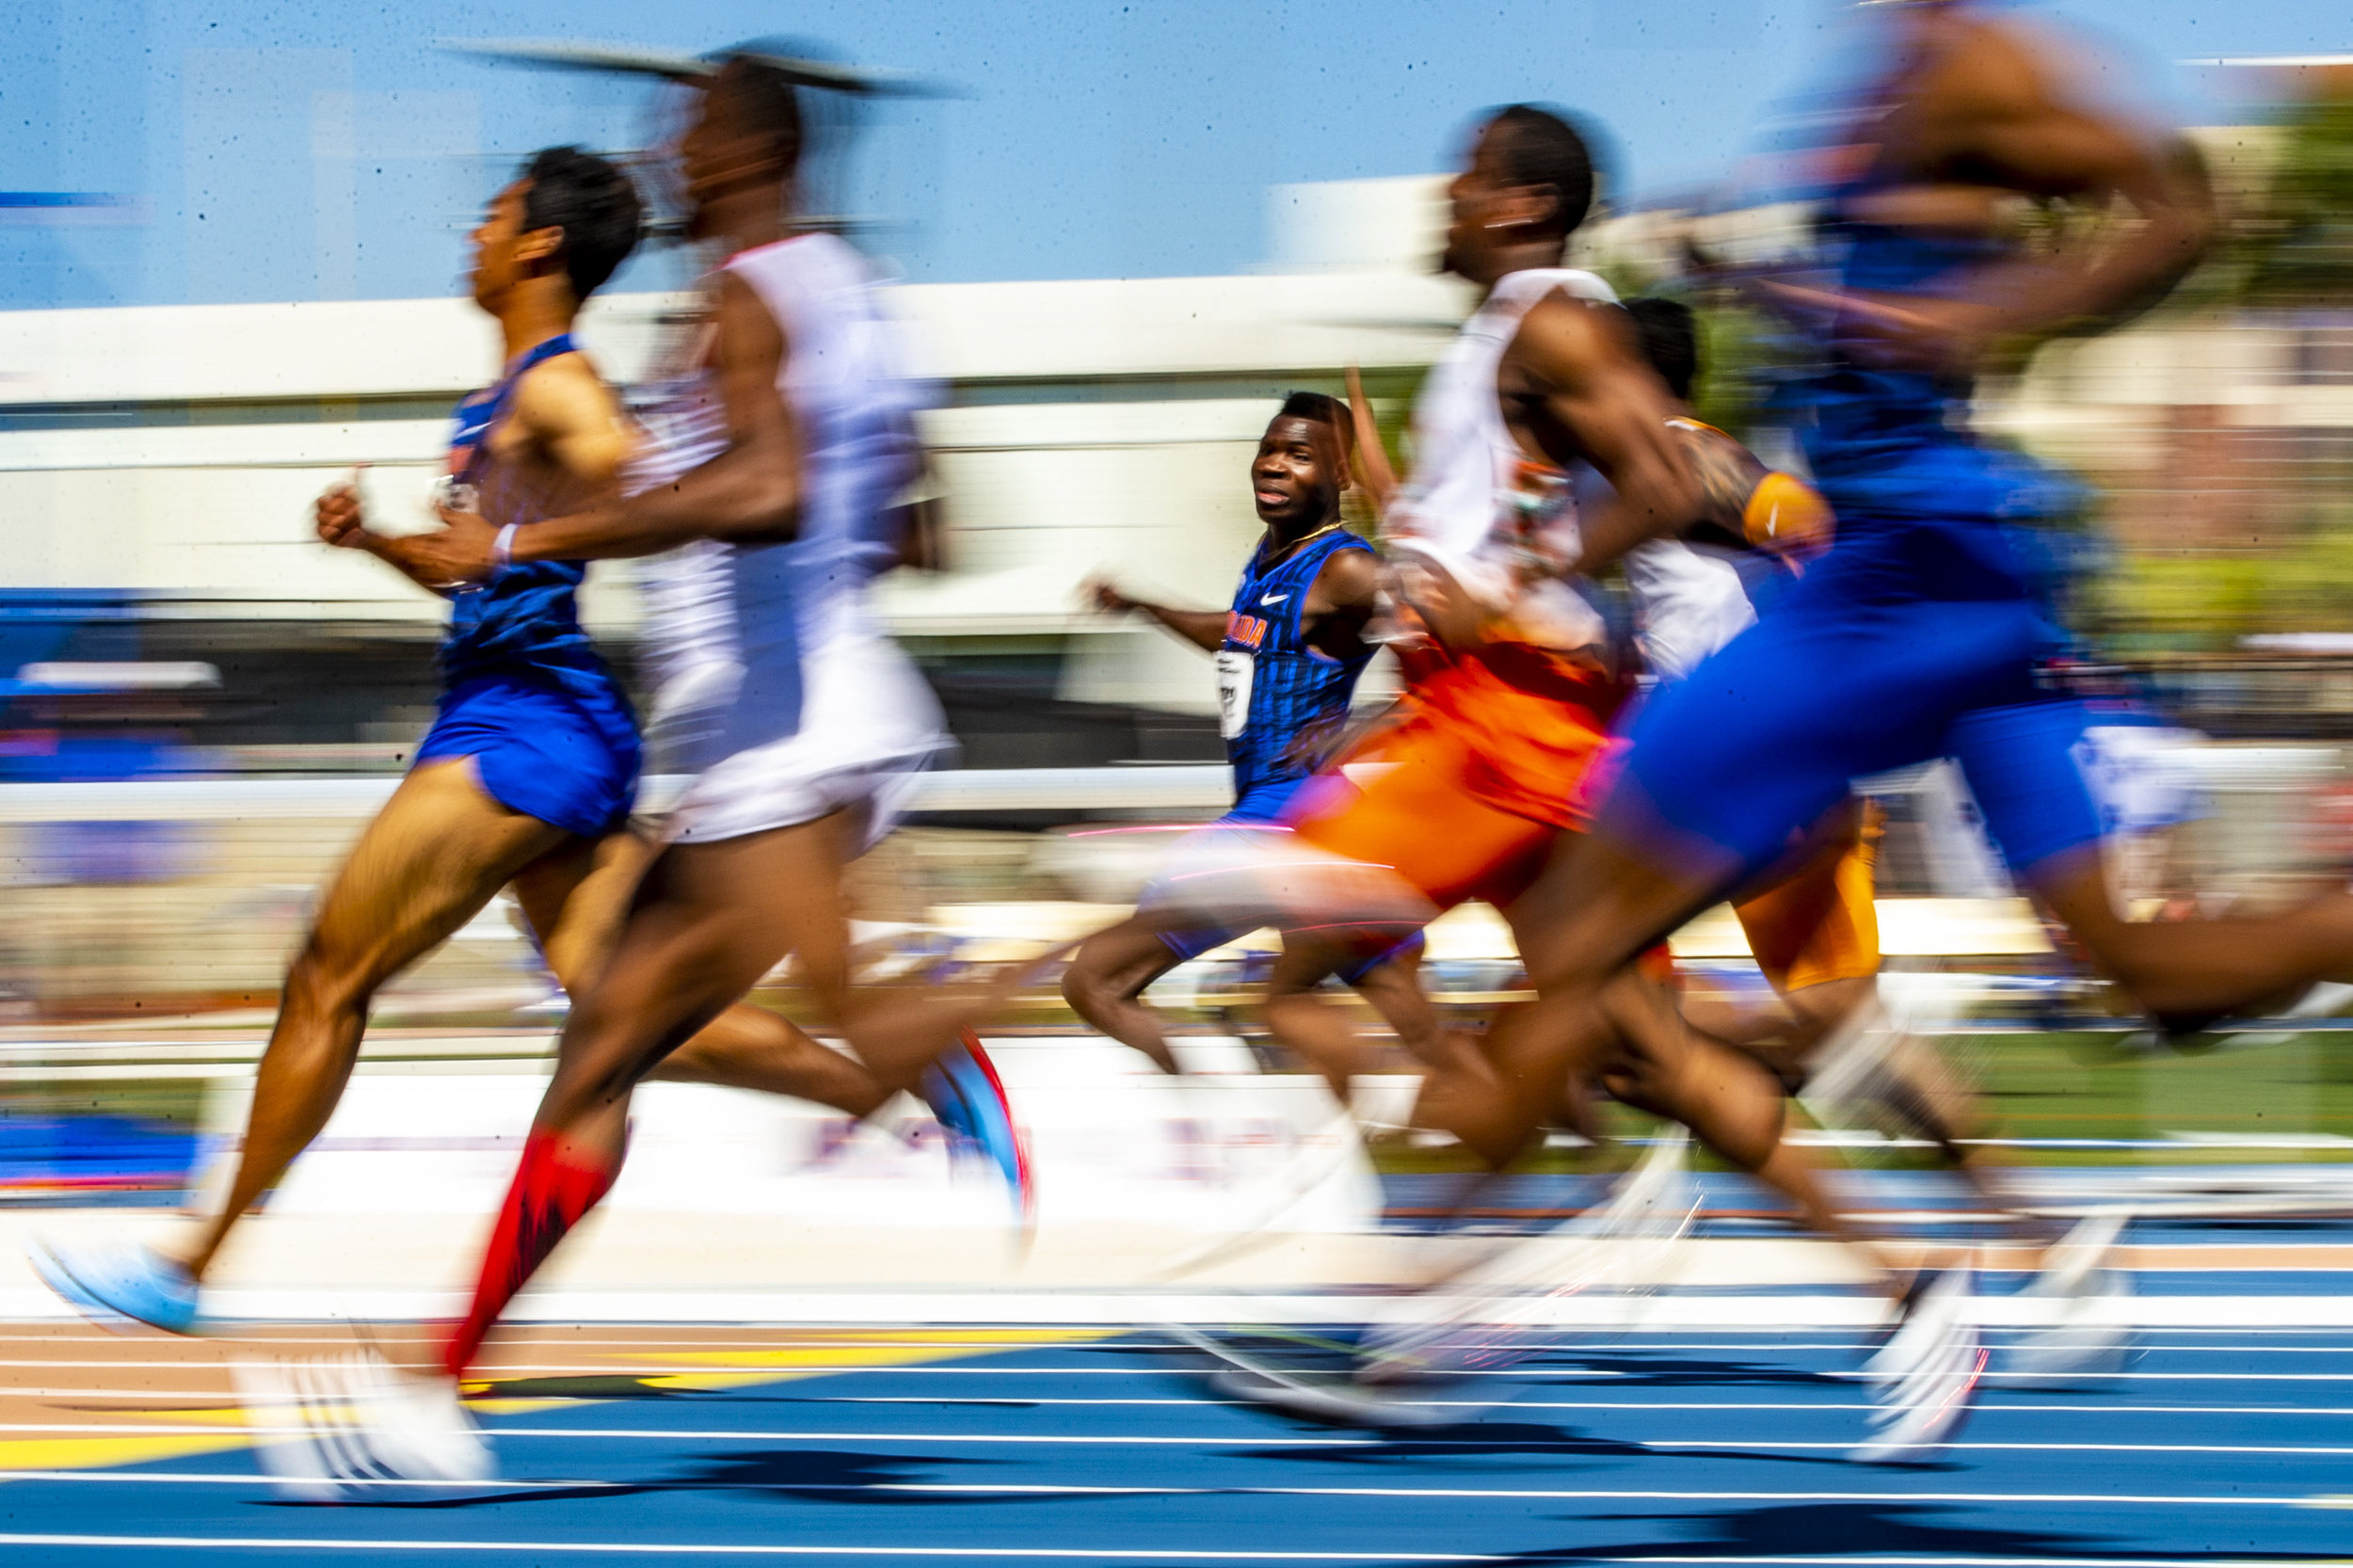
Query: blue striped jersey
1216 526 1376 796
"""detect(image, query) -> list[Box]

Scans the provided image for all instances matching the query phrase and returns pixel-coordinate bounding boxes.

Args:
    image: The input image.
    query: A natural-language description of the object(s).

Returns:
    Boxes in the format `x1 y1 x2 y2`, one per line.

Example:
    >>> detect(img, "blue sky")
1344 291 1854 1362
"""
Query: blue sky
0 0 2343 310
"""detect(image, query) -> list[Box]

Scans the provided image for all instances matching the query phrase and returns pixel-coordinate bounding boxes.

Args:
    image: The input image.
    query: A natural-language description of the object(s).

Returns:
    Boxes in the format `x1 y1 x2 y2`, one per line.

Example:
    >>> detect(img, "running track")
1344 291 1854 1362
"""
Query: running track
1 1306 2350 1564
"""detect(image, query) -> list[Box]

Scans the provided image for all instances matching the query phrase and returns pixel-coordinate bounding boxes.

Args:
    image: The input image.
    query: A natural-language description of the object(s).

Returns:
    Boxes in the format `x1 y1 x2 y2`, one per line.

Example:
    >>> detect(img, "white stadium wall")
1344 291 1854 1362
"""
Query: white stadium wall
0 264 1472 711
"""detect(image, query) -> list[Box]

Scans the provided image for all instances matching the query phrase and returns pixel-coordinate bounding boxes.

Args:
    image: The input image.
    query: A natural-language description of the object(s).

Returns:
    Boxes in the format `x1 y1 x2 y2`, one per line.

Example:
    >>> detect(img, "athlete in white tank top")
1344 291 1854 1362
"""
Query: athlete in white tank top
1385 266 1617 657
629 233 949 837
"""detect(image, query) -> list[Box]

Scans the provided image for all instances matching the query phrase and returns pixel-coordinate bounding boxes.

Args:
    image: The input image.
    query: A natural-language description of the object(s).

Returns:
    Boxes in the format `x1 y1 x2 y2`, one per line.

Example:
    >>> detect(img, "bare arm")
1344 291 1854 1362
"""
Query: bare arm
1343 366 1398 514
1298 544 1379 662
1083 577 1226 652
513 270 800 561
1507 296 1701 576
1798 15 2213 371
314 475 460 599
513 353 636 488
372 272 802 584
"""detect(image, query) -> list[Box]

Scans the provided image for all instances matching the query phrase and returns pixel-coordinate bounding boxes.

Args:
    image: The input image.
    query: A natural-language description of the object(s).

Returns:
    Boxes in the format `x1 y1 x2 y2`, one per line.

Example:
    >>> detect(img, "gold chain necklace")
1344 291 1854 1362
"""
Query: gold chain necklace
1262 520 1344 568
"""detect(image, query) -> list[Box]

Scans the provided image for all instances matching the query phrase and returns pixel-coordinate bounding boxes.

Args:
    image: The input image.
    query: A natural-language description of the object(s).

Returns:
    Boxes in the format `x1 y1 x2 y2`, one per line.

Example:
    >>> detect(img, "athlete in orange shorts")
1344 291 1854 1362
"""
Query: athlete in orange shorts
1237 107 1887 1267
1292 647 1621 918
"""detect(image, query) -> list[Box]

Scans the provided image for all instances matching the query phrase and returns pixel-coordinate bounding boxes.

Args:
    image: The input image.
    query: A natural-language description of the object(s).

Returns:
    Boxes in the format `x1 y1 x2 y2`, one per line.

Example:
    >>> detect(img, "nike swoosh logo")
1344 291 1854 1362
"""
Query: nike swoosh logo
1259 594 1289 605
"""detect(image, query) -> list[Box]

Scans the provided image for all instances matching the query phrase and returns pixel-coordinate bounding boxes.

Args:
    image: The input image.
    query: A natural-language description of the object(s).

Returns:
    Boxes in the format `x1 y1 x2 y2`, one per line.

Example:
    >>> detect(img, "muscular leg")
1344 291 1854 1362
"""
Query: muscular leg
1415 829 1705 1169
441 808 1021 1374
2028 847 2353 1025
1265 935 1486 1105
513 832 889 1118
179 760 570 1282
1588 968 1893 1282
1684 975 1875 1084
1262 936 1379 1101
1061 918 1190 1073
443 814 859 1375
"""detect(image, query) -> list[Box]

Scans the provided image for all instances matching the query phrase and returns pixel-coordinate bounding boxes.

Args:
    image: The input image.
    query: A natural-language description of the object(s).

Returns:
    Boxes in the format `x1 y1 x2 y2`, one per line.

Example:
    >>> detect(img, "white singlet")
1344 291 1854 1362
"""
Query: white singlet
623 232 950 845
1386 266 1618 653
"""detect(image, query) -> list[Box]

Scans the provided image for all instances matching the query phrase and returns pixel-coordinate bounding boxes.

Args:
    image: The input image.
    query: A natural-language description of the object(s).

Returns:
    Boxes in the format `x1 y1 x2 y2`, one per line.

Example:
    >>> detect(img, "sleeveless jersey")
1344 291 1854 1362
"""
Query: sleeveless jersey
1623 418 1833 682
621 233 936 775
1217 526 1376 796
438 335 622 703
1386 267 1618 657
1790 6 2078 540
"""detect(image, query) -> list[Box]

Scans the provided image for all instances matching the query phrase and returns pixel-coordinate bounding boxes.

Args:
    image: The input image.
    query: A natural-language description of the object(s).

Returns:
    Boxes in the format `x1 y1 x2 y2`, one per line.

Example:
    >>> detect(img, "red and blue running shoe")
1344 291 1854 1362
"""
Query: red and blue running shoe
917 1030 1034 1225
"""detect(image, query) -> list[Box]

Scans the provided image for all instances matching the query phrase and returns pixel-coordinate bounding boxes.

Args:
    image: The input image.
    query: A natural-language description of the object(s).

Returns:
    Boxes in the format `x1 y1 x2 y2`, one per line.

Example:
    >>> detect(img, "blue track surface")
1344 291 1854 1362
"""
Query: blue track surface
6 1318 2352 1563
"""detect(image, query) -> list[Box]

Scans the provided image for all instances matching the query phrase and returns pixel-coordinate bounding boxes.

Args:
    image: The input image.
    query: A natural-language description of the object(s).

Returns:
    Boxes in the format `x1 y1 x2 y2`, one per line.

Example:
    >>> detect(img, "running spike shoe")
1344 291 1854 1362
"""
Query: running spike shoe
918 1030 1034 1223
2008 1210 2134 1384
27 1235 200 1336
1853 1268 1985 1463
234 1349 493 1502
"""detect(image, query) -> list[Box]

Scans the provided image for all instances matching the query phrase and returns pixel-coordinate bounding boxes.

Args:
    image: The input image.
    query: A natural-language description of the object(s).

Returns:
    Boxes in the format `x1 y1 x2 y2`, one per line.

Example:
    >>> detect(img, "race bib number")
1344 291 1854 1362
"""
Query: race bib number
1214 649 1255 740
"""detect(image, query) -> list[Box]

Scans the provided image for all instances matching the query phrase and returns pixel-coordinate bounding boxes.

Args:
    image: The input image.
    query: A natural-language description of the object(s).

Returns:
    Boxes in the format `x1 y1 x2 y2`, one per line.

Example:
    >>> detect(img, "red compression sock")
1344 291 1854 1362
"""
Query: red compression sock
441 1128 619 1378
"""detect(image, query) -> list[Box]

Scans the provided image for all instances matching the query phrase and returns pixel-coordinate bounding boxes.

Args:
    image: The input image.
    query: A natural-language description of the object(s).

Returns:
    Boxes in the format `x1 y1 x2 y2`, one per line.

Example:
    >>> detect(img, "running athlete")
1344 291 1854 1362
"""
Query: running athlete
1612 297 2034 1261
1178 109 1963 1455
28 147 910 1336
1455 8 2353 1253
1064 394 1454 1095
238 53 1026 1492
1610 296 1882 1067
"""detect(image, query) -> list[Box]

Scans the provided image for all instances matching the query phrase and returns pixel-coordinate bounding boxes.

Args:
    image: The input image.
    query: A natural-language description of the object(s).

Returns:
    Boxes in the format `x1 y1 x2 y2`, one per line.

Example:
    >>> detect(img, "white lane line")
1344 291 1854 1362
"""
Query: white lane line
816 1397 2353 1416
0 1423 1374 1444
0 1532 1530 1564
0 1474 2327 1508
26 1358 2353 1384
13 1389 2353 1417
1647 1440 2353 1456
0 1539 2329 1564
0 1346 1581 1374
19 1422 2353 1456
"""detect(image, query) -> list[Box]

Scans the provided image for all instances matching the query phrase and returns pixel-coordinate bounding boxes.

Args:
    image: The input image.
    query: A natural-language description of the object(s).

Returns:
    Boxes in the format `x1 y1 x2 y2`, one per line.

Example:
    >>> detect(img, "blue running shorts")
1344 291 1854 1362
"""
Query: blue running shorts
1603 545 2104 884
412 674 642 840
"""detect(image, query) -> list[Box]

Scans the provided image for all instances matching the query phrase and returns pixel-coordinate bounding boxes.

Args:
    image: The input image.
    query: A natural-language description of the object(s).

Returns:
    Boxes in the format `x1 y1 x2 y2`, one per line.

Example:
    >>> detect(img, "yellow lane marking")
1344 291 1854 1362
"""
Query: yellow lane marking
3 1327 1115 1476
0 1434 252 1471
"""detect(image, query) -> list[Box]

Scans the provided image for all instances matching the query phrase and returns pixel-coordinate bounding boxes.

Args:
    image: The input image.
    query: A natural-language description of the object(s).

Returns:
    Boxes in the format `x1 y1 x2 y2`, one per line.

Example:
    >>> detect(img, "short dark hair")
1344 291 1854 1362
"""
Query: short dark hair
1278 391 1351 433
1484 104 1596 238
520 146 644 301
1624 296 1699 402
710 52 807 173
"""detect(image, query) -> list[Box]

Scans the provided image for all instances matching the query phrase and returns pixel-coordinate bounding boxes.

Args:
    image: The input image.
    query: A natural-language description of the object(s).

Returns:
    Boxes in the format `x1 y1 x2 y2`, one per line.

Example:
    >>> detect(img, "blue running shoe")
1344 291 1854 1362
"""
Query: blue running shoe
918 1031 1033 1224
28 1236 200 1336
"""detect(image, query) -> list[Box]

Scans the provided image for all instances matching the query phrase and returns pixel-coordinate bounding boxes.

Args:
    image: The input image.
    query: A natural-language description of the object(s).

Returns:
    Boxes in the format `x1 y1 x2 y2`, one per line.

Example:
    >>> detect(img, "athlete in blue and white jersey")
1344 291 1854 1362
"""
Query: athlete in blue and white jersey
1458 6 2353 1190
1064 395 1447 1090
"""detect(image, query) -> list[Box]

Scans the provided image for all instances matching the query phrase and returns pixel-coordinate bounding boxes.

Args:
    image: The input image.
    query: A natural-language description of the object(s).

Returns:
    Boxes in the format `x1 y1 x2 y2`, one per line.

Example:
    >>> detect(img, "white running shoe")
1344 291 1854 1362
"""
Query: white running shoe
2008 1210 2134 1384
233 1349 493 1501
1358 1131 1696 1386
1852 1269 1985 1464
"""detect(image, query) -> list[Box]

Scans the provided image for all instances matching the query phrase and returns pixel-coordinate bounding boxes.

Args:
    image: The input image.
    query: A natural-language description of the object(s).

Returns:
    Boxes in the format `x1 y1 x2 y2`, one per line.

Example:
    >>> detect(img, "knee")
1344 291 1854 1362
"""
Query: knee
1061 939 1138 1013
1783 977 1874 1048
1058 953 1102 1013
282 945 373 1020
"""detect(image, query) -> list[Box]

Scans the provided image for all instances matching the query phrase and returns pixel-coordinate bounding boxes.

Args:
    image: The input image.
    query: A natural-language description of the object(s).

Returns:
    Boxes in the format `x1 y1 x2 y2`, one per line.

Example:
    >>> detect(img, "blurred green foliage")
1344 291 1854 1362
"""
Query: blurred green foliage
2234 93 2353 309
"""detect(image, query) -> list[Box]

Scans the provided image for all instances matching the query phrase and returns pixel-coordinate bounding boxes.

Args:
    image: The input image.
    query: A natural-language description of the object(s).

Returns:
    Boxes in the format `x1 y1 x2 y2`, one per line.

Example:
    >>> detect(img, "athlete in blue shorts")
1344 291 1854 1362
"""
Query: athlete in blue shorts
1065 394 1446 1092
29 146 945 1335
1441 5 2353 1186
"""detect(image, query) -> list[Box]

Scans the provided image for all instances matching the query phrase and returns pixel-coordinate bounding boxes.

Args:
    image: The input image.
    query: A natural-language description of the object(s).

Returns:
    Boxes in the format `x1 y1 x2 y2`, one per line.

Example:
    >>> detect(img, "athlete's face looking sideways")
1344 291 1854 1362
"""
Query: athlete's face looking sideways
1440 121 1555 281
1252 415 1345 531
467 180 562 313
